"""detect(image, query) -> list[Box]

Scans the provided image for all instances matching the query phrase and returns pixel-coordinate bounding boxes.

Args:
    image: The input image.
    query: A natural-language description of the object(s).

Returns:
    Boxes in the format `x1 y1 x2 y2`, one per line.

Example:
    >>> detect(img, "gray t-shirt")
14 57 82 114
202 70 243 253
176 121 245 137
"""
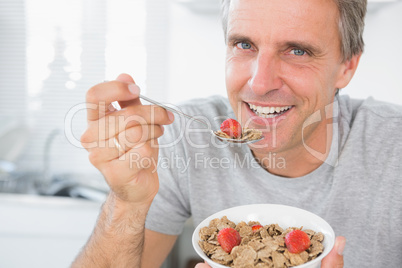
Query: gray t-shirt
146 94 402 267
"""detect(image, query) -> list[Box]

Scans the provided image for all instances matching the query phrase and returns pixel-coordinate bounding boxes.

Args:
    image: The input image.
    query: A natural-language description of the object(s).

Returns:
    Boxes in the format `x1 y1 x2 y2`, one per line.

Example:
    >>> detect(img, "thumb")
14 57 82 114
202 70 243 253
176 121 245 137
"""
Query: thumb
195 262 212 268
116 73 135 84
114 73 141 107
321 236 346 268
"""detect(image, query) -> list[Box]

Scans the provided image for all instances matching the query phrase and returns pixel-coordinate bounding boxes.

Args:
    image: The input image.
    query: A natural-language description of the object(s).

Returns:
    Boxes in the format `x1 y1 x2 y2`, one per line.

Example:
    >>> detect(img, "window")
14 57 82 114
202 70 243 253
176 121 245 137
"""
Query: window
0 0 150 177
0 0 226 183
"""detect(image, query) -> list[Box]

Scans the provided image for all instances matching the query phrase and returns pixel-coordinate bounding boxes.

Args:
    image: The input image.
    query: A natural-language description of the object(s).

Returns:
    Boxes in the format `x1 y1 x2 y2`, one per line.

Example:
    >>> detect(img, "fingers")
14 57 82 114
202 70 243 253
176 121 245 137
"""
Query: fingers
84 105 173 142
114 74 141 110
321 236 345 268
99 140 159 188
82 74 167 204
116 73 135 84
86 124 164 164
195 262 212 268
86 75 141 121
116 124 164 153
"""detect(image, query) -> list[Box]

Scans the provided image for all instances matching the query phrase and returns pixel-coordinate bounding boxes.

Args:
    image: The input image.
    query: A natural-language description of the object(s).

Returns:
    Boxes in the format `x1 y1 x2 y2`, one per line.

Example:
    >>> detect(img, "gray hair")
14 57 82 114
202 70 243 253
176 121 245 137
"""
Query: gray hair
220 0 367 62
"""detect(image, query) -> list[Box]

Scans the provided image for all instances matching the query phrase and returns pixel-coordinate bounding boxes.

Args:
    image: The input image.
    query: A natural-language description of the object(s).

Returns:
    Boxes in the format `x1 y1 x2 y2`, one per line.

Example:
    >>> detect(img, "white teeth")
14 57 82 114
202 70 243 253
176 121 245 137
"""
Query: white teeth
248 103 292 117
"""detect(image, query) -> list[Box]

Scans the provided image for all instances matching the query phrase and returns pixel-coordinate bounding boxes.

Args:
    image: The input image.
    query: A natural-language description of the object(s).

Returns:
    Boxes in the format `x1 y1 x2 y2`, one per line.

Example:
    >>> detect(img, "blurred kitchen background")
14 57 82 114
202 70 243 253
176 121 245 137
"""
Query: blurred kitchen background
0 0 401 267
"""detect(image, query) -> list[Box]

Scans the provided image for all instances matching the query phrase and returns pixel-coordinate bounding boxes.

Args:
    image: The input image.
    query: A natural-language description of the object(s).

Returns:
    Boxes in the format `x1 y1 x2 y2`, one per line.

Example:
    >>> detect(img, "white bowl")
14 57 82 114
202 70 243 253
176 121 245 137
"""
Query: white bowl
192 204 335 268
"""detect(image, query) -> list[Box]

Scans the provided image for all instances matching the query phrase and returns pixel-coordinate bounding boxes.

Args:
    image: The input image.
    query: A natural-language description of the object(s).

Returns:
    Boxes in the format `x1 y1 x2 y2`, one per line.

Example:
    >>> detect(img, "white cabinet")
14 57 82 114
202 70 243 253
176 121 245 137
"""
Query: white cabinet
0 194 101 268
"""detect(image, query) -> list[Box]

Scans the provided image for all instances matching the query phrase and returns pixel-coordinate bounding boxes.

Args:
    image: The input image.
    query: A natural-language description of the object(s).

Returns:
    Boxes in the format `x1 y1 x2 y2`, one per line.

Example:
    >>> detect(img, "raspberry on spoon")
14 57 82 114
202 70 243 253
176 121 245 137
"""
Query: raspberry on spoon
220 118 242 139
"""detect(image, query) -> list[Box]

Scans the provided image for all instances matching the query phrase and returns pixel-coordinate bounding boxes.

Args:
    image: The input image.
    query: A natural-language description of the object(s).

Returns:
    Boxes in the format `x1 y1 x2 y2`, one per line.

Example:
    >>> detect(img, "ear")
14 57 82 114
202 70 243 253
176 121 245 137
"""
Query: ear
335 53 362 89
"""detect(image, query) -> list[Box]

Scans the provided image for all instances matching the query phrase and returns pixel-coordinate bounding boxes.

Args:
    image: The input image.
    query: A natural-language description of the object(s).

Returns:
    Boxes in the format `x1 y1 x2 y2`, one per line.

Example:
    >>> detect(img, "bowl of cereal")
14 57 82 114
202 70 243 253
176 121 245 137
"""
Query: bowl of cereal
192 204 335 268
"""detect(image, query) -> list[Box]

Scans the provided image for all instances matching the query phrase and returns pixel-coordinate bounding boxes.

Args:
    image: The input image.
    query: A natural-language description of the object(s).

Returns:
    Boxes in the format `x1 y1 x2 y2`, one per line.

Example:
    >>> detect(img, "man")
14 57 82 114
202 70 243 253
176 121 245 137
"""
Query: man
73 0 402 267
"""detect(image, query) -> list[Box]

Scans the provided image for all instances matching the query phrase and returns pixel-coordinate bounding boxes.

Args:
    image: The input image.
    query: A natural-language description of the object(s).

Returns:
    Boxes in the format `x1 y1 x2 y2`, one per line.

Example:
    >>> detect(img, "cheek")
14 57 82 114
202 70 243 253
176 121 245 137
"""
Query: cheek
282 64 334 102
225 60 250 120
281 66 315 98
225 57 251 95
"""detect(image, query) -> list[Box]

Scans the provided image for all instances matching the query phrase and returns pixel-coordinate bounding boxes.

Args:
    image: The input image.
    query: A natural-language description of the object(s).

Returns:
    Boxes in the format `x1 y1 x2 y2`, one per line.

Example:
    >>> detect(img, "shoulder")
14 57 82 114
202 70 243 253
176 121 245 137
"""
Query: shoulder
337 96 402 184
341 95 402 117
357 97 402 119
339 94 402 128
338 95 402 160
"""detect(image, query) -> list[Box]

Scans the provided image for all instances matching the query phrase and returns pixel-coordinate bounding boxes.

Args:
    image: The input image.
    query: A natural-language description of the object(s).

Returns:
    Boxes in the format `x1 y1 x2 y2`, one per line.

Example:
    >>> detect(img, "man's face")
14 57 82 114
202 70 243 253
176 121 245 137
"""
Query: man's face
225 0 352 155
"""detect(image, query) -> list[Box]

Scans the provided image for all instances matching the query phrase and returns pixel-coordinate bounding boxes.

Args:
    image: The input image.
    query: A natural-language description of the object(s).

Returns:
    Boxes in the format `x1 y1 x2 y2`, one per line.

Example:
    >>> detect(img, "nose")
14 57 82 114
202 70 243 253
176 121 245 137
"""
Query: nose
248 52 283 96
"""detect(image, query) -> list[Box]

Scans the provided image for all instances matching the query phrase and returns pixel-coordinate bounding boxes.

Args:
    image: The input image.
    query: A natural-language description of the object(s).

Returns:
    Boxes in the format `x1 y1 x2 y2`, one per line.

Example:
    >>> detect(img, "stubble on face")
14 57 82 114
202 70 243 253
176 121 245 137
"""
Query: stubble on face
224 0 347 177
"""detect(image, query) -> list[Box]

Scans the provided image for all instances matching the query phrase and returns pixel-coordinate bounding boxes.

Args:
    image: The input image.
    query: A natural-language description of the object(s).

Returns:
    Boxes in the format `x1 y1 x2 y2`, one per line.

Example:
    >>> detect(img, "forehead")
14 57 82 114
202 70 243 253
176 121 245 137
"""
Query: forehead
227 0 340 48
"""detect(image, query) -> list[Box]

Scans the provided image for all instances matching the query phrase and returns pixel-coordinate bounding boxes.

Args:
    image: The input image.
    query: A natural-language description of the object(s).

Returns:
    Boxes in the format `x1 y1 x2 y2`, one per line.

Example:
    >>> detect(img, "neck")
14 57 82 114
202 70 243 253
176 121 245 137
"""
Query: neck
252 118 334 178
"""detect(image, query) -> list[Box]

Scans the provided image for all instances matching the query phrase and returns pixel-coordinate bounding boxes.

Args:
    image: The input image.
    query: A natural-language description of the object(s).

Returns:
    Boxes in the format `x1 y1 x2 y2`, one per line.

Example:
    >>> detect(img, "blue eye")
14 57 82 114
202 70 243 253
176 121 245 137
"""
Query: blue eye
236 42 252 49
291 49 306 56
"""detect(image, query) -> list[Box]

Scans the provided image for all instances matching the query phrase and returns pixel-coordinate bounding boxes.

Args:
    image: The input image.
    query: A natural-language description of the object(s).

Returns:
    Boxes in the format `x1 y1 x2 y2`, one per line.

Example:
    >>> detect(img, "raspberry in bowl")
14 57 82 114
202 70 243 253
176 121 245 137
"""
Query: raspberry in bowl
192 204 335 268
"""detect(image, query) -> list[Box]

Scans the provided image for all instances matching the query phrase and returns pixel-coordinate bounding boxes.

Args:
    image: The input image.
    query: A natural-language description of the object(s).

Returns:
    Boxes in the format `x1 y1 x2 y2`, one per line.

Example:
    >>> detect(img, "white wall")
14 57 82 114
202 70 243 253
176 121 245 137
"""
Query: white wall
0 194 101 268
167 2 226 104
345 1 402 104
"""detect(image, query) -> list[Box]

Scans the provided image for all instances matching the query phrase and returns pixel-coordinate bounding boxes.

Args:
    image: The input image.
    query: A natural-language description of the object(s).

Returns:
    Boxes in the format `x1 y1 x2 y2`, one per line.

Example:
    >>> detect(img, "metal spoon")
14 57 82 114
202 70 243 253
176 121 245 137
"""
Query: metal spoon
138 95 264 145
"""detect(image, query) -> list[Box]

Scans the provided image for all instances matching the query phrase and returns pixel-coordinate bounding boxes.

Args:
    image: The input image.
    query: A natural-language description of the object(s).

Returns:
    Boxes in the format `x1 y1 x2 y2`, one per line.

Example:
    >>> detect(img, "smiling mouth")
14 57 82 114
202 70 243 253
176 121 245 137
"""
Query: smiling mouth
247 103 293 118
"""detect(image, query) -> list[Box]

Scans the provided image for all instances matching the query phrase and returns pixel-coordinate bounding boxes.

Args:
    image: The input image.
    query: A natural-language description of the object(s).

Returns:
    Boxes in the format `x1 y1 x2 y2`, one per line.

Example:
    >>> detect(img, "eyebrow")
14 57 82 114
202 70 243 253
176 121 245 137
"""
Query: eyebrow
227 33 324 56
282 41 323 56
226 34 253 45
